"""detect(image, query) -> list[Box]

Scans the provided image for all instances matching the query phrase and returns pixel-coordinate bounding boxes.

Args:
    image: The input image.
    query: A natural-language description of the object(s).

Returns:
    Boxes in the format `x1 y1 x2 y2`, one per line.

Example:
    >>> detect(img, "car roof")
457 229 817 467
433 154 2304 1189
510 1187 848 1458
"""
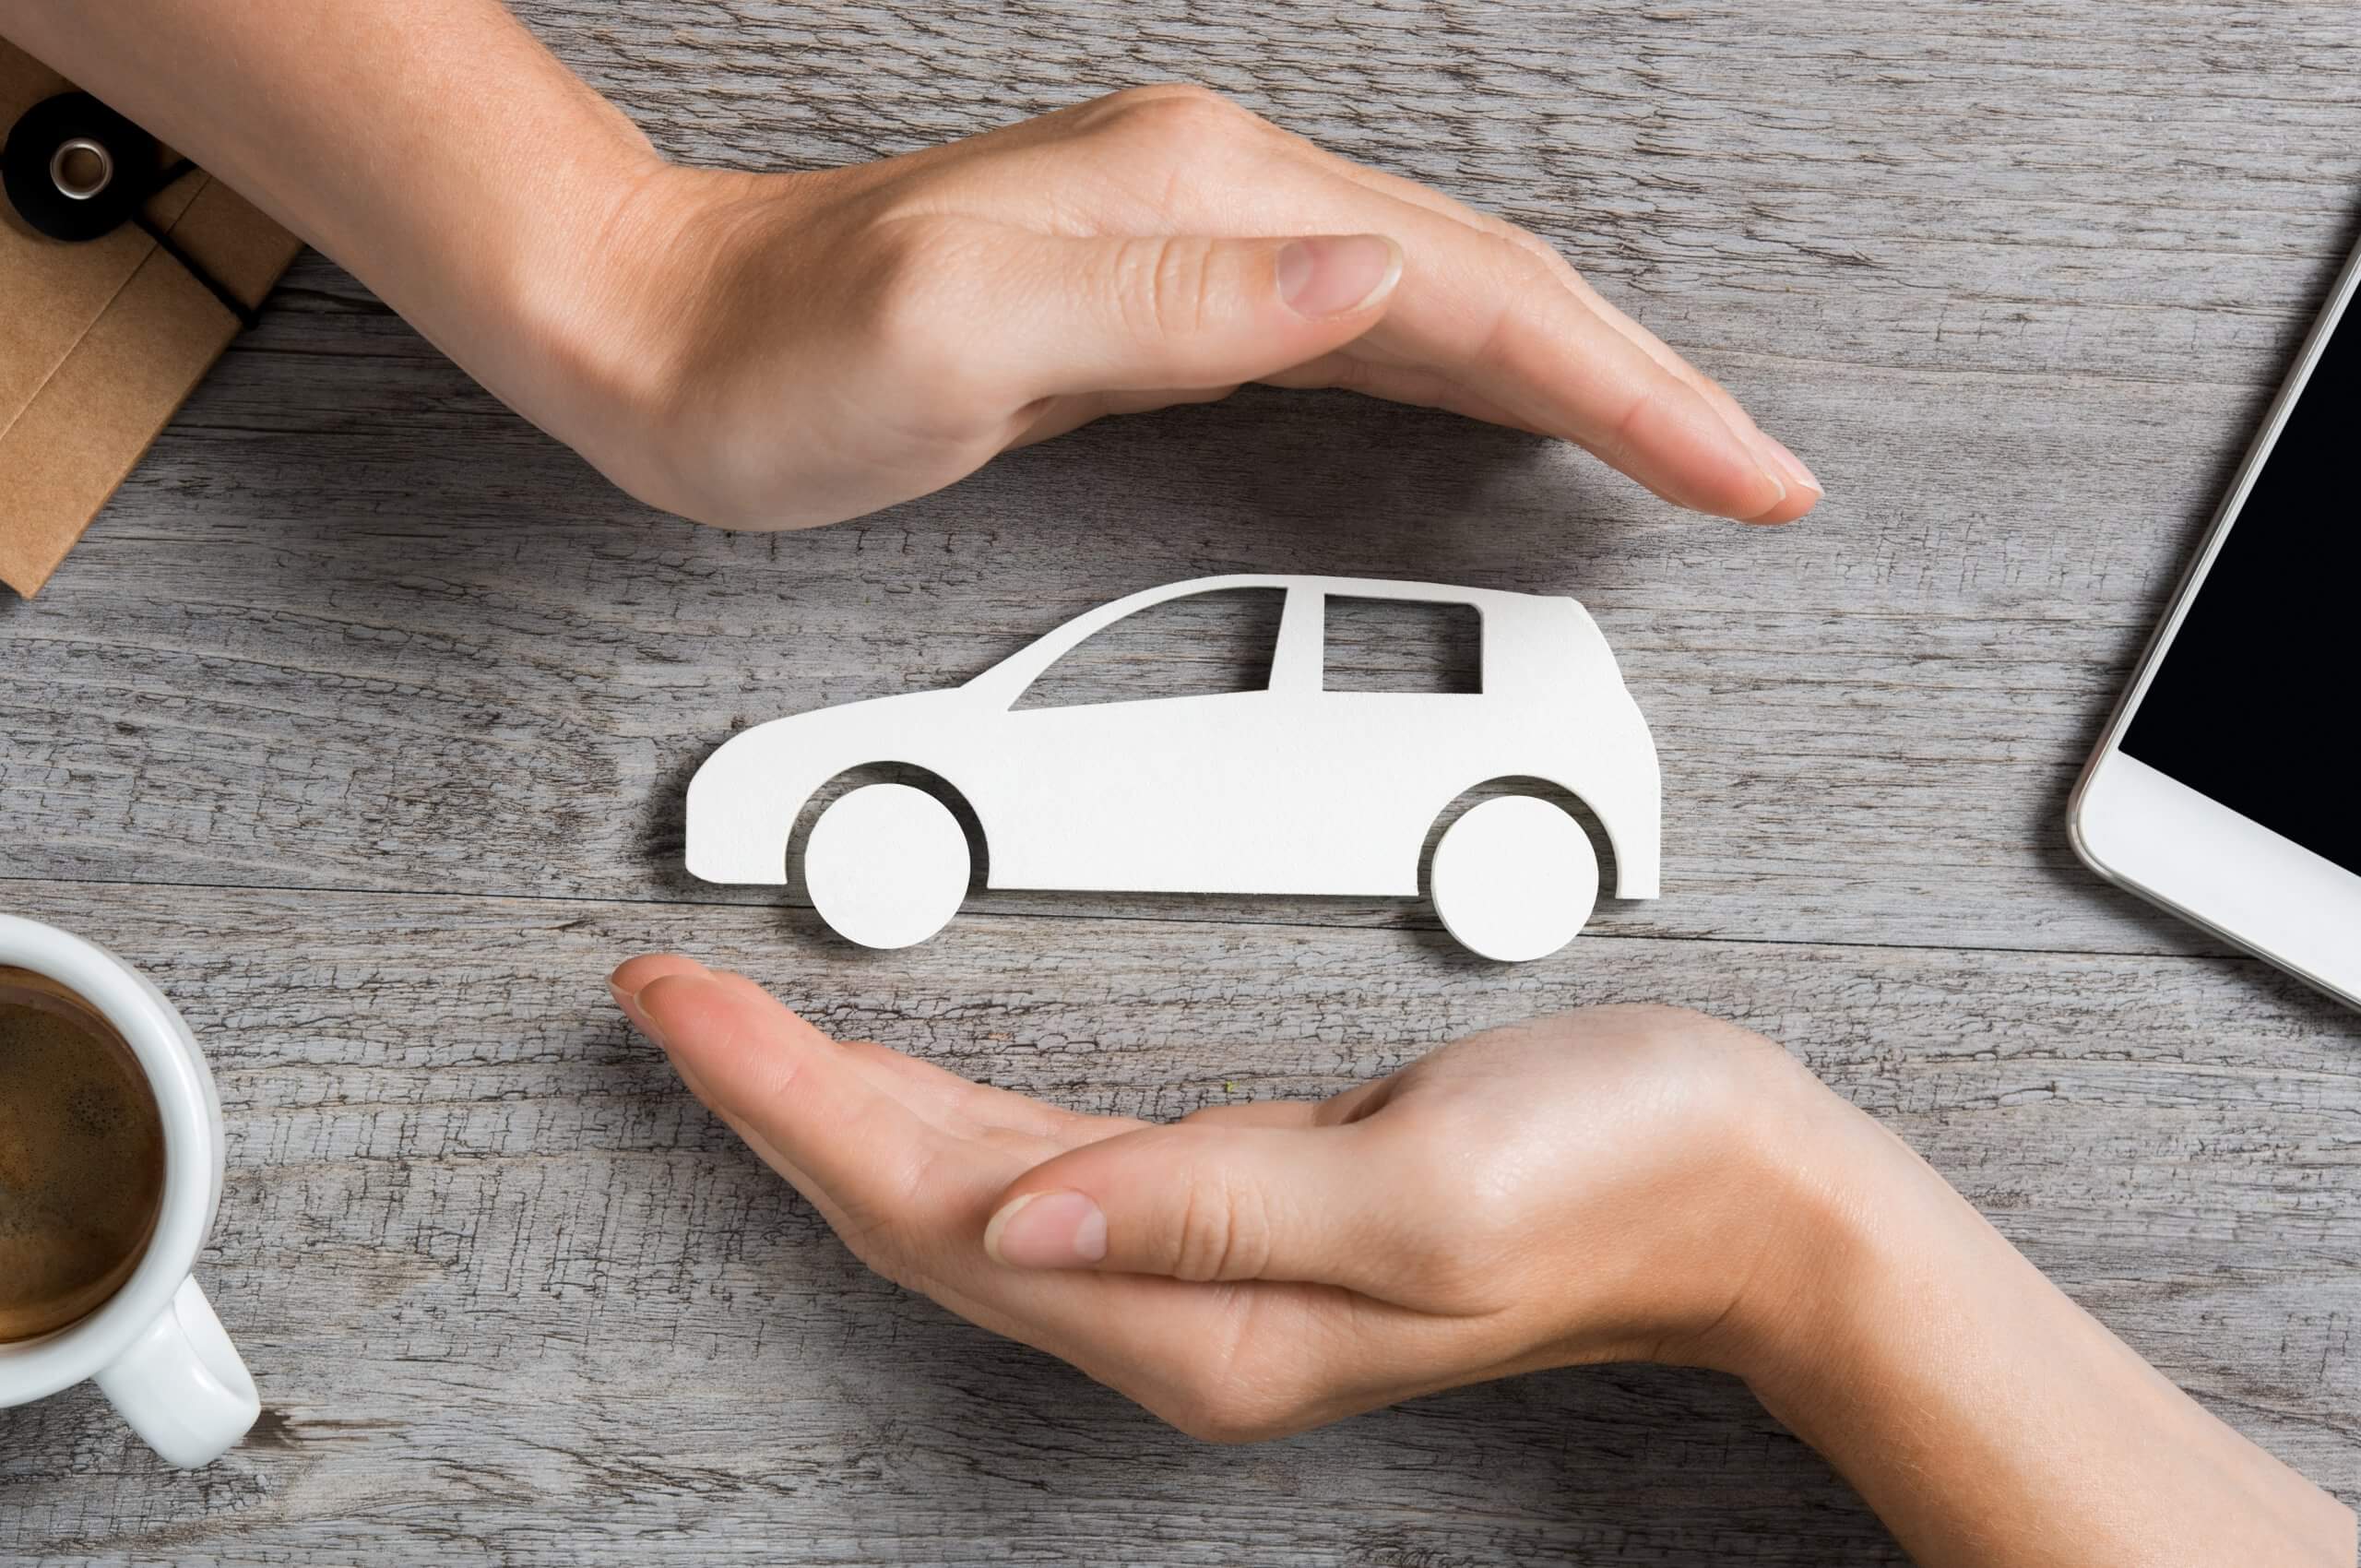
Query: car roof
1106 574 1560 615
966 573 1599 696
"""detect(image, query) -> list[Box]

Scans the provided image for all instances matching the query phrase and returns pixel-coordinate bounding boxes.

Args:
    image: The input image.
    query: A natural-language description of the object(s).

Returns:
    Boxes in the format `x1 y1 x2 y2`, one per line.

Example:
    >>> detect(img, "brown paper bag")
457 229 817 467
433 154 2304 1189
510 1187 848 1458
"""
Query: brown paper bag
0 41 303 597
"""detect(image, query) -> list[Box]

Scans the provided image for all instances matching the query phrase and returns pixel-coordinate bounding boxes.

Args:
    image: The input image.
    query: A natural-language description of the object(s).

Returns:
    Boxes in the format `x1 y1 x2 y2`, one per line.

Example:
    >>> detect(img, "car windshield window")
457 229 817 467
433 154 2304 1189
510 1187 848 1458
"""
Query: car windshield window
1014 587 1285 708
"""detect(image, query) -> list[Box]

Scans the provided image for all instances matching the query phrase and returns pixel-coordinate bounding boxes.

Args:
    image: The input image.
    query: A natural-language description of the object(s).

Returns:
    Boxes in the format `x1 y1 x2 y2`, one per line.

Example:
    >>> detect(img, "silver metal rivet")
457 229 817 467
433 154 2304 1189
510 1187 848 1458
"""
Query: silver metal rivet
48 137 113 201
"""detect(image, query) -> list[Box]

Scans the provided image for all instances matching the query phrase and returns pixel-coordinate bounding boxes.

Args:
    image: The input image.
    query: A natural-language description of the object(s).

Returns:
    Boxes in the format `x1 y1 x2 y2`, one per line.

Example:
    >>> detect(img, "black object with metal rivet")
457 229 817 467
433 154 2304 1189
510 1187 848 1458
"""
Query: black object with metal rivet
2 90 258 328
2 91 154 243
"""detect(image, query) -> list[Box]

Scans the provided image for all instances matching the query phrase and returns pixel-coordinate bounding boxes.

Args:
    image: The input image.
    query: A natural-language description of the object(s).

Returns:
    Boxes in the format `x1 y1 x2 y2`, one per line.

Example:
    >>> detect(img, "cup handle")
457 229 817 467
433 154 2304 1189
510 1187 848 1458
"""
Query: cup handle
91 1277 259 1467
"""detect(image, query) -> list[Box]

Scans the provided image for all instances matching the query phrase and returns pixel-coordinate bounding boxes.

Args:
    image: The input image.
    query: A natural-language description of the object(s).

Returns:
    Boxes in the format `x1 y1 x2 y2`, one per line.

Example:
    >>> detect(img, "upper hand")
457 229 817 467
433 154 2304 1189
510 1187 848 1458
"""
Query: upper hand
609 955 1837 1440
547 87 1821 530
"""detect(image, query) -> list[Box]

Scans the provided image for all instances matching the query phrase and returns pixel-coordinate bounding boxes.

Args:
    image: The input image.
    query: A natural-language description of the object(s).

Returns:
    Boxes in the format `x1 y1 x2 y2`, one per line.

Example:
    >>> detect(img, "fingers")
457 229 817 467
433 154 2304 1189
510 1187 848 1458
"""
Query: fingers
609 952 706 1003
606 958 1532 1432
618 958 1109 1144
997 231 1402 398
1258 353 1550 434
1297 196 1793 520
981 1121 1414 1296
1040 97 1815 521
613 960 959 1234
1294 156 1821 513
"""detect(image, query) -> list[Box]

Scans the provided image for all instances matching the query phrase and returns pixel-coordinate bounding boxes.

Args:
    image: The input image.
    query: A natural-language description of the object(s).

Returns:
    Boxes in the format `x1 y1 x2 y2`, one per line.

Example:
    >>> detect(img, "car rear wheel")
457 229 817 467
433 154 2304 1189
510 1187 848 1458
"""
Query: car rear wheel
1429 796 1599 962
804 783 970 949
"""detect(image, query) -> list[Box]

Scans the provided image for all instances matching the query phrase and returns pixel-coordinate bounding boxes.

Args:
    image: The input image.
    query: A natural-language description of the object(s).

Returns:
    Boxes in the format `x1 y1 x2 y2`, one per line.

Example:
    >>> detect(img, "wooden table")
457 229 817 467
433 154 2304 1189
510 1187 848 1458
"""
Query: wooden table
6 3 2358 1561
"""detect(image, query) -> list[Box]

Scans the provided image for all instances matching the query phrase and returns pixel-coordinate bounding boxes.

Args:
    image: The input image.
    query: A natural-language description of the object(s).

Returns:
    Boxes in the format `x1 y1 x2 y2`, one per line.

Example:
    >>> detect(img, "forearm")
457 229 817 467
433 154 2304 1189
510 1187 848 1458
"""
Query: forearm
1738 1099 2352 1567
0 1 658 438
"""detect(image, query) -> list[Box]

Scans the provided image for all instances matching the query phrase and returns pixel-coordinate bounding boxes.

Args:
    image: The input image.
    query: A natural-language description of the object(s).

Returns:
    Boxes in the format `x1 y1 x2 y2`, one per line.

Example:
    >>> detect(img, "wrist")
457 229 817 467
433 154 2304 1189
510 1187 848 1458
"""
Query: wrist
1653 1057 1944 1386
1715 1106 1971 1408
504 160 782 517
1703 1084 2355 1566
482 149 705 459
1523 1018 1936 1384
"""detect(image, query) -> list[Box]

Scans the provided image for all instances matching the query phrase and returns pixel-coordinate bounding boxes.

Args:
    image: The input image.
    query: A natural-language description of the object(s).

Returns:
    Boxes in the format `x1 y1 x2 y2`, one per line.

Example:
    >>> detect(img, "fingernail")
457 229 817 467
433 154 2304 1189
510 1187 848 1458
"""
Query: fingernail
984 1190 1108 1269
609 979 667 1049
608 959 715 1050
1758 434 1821 499
1275 234 1401 318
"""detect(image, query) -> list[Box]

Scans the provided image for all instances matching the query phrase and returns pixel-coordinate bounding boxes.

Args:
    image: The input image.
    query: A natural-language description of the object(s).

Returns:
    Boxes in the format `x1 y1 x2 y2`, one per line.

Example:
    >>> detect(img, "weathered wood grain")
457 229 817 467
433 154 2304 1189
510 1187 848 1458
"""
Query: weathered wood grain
0 344 2305 956
2 2 2359 956
0 882 2355 1566
6 1 2361 1562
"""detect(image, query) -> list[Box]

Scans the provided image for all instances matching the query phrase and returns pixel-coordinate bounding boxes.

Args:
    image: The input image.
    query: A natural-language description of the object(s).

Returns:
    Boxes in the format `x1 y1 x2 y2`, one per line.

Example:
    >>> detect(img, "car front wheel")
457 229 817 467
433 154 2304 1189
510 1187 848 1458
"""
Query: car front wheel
803 783 970 949
1429 796 1600 962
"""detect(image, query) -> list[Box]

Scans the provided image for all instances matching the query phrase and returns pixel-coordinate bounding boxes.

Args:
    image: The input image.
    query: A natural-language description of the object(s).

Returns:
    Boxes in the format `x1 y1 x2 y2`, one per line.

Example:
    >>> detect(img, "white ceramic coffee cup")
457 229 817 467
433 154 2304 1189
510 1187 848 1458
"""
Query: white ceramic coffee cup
0 914 258 1467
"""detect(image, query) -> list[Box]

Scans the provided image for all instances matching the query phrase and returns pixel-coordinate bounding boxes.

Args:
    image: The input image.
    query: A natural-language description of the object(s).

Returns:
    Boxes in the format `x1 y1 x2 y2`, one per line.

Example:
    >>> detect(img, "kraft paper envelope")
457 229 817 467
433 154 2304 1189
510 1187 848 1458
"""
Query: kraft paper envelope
0 40 303 597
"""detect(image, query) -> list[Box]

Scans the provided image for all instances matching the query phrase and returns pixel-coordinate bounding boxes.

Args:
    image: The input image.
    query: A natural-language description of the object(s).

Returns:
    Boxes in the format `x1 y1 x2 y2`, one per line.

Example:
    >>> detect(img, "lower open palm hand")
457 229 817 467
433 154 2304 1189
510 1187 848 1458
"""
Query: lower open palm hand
610 956 1829 1440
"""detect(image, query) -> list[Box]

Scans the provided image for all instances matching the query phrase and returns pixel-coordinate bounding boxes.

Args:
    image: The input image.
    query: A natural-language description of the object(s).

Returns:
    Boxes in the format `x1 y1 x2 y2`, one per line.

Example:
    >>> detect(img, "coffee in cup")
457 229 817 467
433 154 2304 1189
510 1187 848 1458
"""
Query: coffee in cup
0 915 257 1467
0 967 168 1341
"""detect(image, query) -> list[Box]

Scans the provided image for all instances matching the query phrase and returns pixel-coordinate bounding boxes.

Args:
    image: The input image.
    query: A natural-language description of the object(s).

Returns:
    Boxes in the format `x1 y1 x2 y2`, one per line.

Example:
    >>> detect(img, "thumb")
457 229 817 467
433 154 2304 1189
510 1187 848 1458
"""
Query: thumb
1004 232 1401 397
982 1121 1406 1293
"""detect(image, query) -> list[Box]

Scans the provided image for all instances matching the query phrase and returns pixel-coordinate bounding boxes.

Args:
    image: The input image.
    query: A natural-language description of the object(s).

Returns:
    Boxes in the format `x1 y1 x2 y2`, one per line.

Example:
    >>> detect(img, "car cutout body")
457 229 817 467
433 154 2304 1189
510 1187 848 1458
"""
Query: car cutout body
686 574 1661 961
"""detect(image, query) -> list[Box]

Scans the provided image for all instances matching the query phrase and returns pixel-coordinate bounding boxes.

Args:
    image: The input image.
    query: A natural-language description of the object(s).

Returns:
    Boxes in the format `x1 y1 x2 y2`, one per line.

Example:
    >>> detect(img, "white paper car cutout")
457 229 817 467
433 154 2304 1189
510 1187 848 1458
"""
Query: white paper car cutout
686 574 1661 961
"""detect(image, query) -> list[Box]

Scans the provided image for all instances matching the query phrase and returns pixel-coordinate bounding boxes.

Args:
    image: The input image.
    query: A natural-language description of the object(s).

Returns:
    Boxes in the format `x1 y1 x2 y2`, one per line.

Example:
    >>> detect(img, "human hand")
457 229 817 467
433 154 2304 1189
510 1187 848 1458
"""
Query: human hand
610 955 2350 1564
5 0 1820 532
548 87 1823 530
606 955 1828 1438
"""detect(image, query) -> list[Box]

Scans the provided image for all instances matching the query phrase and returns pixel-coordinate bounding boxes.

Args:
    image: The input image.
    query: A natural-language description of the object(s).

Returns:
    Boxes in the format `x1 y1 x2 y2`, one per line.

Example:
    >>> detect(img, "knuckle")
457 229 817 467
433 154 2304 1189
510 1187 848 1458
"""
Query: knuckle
1082 87 1271 218
1550 1003 1802 1107
1114 235 1220 342
1168 1162 1271 1282
1539 1002 1772 1063
1098 82 1260 140
1497 222 1577 286
1612 377 1691 462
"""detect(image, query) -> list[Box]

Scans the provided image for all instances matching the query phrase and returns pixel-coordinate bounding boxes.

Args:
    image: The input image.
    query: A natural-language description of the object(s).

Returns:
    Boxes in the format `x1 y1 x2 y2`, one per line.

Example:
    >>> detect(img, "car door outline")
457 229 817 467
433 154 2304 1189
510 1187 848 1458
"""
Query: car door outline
980 582 1318 893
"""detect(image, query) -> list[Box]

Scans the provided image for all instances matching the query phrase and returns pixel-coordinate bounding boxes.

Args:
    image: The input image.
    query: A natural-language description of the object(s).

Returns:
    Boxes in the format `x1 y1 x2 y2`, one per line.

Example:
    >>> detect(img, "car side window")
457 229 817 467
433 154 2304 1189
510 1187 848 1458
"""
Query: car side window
1014 587 1287 709
1323 596 1482 694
